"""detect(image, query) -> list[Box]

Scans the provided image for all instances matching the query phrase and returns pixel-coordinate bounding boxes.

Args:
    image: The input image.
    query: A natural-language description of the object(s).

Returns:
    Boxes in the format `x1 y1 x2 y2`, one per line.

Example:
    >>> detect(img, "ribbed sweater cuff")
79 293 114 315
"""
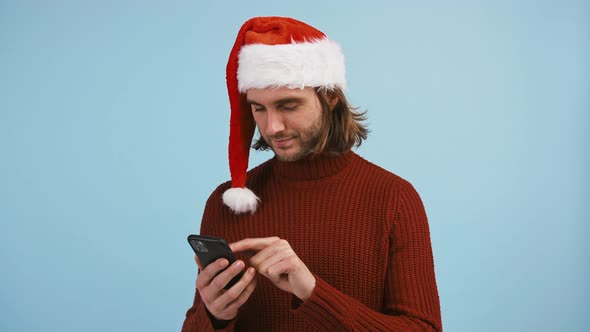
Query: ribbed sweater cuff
291 275 356 330
182 292 236 332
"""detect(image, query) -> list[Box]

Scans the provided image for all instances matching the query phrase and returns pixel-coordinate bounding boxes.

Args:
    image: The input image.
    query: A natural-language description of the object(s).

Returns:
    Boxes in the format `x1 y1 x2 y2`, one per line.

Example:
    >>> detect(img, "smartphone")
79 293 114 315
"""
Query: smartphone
187 234 244 289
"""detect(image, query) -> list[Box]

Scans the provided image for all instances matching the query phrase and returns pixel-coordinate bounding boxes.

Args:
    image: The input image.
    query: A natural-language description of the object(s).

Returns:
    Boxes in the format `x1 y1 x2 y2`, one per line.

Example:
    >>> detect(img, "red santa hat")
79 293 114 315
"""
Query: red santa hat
222 16 347 214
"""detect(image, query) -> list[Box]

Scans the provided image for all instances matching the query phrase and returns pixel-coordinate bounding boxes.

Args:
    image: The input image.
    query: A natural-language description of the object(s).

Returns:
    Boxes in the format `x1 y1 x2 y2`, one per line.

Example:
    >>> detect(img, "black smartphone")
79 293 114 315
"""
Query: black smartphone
187 234 244 289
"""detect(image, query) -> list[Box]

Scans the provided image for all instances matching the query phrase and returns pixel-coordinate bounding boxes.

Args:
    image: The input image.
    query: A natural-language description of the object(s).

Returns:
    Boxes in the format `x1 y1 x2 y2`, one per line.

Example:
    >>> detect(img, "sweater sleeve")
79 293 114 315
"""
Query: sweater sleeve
181 289 236 332
181 186 237 332
291 179 442 331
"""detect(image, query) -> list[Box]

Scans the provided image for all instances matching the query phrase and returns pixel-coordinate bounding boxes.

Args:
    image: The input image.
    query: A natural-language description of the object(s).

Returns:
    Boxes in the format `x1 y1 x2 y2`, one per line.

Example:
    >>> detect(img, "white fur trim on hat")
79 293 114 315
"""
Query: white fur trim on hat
237 38 346 92
222 187 260 214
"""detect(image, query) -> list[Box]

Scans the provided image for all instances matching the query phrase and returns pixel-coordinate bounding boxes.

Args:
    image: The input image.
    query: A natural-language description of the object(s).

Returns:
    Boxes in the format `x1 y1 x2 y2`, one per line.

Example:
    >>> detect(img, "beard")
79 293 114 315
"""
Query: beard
263 120 323 162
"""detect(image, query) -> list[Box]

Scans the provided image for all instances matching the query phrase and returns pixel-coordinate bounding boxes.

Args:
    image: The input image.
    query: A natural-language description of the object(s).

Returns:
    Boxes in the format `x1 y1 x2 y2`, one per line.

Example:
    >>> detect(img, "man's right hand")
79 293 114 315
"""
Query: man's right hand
195 256 257 321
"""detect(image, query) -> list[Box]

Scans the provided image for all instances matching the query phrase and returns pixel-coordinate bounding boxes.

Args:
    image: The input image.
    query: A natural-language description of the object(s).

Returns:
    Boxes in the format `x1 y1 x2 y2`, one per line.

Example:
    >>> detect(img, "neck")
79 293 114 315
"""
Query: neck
271 150 355 182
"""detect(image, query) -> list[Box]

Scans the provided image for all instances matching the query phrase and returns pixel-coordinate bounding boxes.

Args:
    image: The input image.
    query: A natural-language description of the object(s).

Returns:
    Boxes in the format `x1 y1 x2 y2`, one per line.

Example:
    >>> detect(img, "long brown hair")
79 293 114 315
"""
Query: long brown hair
252 88 368 153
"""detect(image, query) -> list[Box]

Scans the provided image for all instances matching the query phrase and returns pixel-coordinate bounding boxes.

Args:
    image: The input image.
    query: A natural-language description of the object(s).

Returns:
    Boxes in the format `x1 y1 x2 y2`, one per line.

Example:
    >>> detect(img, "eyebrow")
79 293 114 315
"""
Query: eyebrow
246 97 305 108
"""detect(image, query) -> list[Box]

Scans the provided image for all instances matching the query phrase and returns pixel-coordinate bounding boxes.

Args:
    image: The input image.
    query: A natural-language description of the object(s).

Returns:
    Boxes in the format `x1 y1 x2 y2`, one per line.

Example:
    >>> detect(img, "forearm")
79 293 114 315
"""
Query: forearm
292 276 441 332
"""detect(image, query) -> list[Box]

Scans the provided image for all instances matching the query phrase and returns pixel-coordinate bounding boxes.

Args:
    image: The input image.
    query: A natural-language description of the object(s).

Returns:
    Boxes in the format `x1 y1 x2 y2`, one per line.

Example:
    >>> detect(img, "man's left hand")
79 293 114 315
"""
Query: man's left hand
230 237 316 301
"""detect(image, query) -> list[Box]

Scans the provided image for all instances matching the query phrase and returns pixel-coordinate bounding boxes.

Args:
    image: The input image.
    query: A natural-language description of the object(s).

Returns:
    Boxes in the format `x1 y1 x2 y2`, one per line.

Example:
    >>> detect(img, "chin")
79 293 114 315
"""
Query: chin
274 148 311 162
275 153 299 162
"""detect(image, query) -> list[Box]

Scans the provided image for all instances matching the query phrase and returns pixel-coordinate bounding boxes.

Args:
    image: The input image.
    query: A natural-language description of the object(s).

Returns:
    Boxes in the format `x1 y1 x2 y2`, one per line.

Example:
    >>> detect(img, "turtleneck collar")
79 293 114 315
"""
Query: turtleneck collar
270 150 355 182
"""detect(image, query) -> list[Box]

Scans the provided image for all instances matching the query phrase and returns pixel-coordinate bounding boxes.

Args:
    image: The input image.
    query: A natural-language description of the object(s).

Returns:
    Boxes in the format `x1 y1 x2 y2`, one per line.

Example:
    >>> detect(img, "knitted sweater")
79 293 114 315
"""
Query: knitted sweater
182 151 442 331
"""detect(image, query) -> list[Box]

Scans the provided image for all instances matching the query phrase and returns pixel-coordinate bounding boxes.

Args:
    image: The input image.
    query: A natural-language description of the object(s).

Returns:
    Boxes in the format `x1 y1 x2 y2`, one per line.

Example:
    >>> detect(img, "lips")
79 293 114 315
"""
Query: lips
272 137 294 148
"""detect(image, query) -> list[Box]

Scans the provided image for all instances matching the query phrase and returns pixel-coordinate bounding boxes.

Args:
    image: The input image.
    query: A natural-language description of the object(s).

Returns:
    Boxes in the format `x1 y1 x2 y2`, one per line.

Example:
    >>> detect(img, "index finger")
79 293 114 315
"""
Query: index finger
230 237 281 253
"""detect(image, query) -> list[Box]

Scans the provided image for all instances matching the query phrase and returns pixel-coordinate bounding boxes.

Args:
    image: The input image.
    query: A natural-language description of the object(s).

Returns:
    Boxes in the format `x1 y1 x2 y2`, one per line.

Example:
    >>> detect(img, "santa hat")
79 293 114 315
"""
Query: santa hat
222 16 347 214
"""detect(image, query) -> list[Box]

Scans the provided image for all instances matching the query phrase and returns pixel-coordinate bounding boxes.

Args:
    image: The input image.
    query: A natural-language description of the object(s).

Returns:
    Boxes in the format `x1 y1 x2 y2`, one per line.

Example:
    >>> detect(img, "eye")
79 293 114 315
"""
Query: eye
251 105 265 112
280 103 299 111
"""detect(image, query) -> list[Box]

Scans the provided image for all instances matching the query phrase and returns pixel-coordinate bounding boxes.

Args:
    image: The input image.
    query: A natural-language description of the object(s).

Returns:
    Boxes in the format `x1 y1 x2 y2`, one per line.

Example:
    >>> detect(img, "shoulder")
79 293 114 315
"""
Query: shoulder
350 152 410 187
200 159 274 233
350 152 424 207
206 158 274 203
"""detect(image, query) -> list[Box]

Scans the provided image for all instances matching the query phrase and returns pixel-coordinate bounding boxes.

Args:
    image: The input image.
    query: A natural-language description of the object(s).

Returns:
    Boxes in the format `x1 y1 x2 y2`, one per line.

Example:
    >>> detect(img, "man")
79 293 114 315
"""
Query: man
182 16 442 331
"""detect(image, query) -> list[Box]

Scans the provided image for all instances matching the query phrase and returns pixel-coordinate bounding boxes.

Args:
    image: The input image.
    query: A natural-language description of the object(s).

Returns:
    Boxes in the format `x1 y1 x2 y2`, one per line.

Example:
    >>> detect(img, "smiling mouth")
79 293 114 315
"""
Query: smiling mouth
272 137 295 148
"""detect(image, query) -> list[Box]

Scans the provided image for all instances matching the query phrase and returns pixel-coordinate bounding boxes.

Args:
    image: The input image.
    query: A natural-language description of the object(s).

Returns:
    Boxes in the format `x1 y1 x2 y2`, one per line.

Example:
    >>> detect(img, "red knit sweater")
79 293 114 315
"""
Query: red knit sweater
182 151 442 331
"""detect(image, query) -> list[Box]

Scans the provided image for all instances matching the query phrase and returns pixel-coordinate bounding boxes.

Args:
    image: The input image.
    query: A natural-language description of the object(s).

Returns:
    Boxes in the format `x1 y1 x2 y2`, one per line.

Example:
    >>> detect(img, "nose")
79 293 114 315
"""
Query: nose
265 109 285 136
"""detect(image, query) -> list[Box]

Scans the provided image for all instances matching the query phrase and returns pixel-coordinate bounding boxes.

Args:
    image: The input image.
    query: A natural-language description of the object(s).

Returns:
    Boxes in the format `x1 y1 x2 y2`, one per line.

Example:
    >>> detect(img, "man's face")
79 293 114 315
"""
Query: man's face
247 87 324 162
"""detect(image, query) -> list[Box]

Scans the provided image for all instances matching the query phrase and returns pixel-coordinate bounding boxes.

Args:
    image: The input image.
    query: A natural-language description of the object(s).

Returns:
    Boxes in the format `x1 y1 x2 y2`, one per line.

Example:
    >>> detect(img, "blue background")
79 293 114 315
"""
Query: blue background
1 1 588 331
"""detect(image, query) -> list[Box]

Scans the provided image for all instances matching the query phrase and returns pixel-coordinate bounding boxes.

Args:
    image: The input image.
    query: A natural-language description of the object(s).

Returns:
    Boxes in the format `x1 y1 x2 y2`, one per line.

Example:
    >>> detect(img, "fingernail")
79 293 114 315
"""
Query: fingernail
235 261 244 269
220 259 228 267
248 267 255 275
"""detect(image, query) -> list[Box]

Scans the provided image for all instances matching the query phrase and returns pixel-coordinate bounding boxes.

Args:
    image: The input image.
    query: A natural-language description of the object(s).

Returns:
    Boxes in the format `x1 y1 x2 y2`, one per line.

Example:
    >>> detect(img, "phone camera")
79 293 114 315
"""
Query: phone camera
193 240 208 253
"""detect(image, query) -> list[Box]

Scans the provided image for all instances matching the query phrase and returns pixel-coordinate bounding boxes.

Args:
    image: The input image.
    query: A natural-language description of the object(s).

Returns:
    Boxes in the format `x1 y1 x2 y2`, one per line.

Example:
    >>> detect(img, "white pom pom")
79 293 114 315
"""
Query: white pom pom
222 187 260 214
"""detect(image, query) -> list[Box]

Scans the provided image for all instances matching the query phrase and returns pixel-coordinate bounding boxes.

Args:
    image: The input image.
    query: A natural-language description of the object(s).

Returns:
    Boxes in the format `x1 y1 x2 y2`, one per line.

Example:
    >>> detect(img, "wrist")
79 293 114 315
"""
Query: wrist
206 308 234 329
297 274 316 302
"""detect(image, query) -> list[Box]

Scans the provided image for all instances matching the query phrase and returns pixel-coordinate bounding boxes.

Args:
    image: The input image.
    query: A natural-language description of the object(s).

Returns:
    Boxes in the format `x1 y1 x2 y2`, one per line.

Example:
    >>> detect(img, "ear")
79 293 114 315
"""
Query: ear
328 95 339 111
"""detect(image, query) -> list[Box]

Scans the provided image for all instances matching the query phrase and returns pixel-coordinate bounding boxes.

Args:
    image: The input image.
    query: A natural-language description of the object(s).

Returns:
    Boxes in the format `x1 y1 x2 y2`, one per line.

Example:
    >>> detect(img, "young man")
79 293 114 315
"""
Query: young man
182 16 442 331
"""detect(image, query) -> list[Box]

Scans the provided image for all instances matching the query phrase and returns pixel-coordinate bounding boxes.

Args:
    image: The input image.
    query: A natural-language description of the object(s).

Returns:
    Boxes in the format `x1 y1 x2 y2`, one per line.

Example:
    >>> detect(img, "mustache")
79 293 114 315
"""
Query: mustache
269 133 296 140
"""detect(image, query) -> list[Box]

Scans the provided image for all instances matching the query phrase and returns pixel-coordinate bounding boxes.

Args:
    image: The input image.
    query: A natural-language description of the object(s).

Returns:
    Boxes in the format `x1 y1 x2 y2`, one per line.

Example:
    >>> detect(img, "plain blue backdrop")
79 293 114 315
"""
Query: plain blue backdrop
1 1 588 331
